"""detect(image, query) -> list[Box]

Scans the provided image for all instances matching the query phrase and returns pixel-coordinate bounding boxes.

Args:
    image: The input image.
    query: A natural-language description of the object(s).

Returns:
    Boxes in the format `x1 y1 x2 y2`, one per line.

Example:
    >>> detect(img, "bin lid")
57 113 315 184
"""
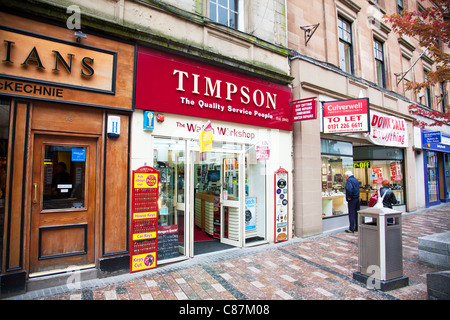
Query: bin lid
358 207 402 216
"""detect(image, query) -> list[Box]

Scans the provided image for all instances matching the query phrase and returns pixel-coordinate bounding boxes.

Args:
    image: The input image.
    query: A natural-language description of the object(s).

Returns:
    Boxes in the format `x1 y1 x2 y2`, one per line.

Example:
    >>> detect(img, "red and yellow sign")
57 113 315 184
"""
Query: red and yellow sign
133 173 158 188
130 166 159 273
131 252 157 272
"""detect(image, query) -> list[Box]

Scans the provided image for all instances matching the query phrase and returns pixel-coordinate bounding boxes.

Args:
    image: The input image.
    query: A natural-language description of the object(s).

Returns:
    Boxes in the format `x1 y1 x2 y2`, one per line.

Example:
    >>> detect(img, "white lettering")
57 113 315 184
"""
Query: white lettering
204 77 222 98
173 69 188 91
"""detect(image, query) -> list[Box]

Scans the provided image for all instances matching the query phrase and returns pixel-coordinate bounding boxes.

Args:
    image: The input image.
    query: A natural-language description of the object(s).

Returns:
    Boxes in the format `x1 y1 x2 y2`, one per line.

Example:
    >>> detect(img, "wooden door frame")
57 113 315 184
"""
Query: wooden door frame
27 131 103 275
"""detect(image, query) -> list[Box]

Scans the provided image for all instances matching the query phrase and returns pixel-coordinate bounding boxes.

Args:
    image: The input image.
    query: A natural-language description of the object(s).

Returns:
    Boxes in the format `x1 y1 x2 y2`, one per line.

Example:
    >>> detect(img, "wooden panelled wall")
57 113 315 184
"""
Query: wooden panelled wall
2 99 130 275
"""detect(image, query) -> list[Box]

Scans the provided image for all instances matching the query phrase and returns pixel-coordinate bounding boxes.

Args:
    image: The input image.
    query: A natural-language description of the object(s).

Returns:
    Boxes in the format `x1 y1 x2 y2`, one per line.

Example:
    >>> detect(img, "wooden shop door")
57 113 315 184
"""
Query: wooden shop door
29 134 98 274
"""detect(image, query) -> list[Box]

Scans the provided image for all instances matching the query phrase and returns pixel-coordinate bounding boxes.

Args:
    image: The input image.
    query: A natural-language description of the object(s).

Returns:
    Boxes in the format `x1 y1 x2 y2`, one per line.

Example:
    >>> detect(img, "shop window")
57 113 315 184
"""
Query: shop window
426 151 439 203
153 138 186 261
245 144 266 243
210 0 240 30
338 16 354 74
42 146 86 210
444 153 450 199
321 155 353 217
321 139 353 218
354 146 405 206
354 160 405 206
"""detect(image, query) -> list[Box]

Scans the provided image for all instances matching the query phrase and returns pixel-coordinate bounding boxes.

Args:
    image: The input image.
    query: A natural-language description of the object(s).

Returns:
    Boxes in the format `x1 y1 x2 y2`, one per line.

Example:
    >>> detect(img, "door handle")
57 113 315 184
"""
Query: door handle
32 183 38 203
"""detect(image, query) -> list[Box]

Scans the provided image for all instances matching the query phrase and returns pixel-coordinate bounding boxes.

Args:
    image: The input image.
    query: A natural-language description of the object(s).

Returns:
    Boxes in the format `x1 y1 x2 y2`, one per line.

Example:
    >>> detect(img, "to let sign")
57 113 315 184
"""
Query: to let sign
322 98 370 134
292 97 317 121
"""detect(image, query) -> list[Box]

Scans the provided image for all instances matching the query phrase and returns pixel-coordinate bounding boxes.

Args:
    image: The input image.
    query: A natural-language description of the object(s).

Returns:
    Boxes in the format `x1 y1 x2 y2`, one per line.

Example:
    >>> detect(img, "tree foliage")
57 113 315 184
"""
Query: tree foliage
385 0 450 93
385 0 450 128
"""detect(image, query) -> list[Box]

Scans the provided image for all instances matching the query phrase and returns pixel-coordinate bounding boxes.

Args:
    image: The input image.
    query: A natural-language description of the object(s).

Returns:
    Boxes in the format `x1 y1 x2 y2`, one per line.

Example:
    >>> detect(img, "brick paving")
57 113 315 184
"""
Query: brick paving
4 203 449 301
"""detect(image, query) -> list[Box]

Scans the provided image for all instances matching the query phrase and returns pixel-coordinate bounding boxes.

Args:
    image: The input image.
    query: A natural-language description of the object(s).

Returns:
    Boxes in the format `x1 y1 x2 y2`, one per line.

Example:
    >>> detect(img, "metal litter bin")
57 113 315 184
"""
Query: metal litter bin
353 207 409 291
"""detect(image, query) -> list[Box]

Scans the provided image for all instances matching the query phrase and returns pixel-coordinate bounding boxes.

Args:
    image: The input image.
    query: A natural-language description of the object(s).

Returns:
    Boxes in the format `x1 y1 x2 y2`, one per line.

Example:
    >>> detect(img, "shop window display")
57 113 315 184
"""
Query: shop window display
245 144 266 243
153 138 186 261
445 153 450 199
354 146 405 206
321 139 353 218
321 155 353 217
354 160 405 205
426 151 439 203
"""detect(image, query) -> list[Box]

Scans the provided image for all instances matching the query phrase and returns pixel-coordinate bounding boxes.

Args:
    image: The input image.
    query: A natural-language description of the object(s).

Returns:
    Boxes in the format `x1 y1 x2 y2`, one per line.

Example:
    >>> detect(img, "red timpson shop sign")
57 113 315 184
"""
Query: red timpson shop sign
135 47 293 131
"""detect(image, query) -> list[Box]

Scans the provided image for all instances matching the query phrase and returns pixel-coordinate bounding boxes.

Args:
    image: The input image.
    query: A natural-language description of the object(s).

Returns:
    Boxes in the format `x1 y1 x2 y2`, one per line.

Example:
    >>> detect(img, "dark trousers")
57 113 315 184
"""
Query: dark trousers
347 198 360 232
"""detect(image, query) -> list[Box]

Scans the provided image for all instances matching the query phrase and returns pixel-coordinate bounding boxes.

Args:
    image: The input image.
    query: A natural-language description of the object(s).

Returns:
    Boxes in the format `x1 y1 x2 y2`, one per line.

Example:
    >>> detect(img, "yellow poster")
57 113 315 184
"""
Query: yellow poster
131 252 157 272
199 121 213 153
133 173 158 189
133 212 157 219
132 231 157 241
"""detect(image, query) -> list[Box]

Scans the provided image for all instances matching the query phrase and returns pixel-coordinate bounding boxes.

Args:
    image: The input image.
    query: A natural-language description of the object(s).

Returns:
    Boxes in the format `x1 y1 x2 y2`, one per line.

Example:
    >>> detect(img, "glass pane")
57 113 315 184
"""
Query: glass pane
321 139 353 156
245 145 266 243
229 11 237 29
321 155 353 217
153 138 186 260
218 6 228 25
43 145 86 210
223 155 239 200
354 160 405 206
427 151 439 202
445 154 450 199
193 151 222 244
339 41 352 73
230 0 237 11
344 43 352 73
210 2 217 21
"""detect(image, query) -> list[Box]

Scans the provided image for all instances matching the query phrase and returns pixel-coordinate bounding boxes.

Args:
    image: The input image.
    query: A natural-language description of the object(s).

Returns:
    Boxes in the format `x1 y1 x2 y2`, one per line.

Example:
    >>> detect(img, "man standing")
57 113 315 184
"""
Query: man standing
345 170 360 233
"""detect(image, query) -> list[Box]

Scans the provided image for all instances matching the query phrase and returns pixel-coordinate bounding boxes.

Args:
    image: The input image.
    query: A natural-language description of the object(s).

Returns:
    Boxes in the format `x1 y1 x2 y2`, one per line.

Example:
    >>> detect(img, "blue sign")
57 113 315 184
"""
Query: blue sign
72 148 86 162
423 131 442 144
144 111 155 130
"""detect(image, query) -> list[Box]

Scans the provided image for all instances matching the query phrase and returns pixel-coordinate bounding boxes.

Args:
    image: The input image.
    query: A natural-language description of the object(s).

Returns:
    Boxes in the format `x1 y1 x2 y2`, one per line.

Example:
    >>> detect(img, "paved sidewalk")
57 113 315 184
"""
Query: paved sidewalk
5 203 449 301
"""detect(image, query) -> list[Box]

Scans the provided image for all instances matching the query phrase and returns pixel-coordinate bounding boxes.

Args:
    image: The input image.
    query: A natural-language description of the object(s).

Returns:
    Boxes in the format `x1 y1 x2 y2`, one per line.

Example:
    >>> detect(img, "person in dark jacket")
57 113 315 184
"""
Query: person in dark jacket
345 170 360 233
380 179 398 208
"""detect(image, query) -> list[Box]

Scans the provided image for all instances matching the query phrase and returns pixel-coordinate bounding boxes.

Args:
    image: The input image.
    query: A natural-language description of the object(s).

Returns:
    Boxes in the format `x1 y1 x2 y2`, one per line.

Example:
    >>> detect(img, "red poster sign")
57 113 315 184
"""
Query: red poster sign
292 97 317 121
274 168 288 243
323 98 370 134
390 164 402 181
135 47 293 130
372 167 383 184
130 166 159 273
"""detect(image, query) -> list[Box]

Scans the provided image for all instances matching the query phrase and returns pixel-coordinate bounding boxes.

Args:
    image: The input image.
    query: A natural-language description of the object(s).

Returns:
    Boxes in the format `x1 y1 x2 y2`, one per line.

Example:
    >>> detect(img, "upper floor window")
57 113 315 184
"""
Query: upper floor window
338 16 354 74
210 0 239 29
440 82 447 112
424 70 432 108
374 39 386 88
397 0 404 14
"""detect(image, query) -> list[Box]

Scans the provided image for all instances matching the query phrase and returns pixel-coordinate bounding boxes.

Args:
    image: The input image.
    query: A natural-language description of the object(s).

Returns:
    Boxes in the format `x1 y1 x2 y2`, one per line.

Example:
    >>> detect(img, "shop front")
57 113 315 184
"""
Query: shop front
133 47 293 264
320 101 410 232
0 12 135 296
421 130 450 207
